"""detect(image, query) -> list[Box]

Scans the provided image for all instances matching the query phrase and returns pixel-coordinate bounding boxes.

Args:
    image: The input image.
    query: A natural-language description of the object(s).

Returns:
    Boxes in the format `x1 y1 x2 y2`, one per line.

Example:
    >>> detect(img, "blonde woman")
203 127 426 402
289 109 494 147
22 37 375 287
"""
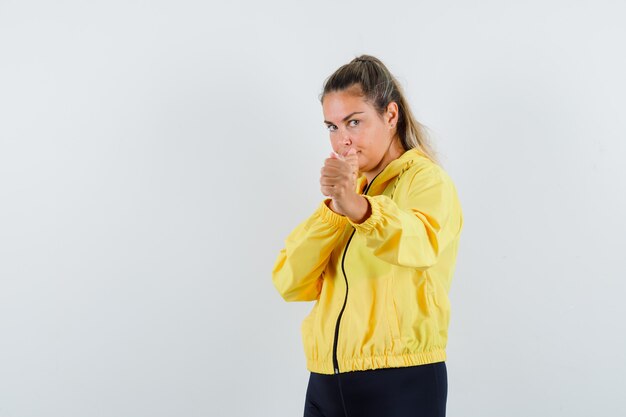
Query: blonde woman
272 55 464 417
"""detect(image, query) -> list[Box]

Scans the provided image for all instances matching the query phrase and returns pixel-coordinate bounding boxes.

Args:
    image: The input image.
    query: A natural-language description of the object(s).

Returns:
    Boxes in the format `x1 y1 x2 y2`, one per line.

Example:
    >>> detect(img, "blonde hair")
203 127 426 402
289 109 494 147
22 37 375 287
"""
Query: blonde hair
319 54 439 165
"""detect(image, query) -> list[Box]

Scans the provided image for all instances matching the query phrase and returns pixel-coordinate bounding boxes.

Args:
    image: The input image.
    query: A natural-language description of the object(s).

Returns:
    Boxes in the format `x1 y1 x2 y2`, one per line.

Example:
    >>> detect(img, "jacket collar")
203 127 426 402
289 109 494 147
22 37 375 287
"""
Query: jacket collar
356 147 431 195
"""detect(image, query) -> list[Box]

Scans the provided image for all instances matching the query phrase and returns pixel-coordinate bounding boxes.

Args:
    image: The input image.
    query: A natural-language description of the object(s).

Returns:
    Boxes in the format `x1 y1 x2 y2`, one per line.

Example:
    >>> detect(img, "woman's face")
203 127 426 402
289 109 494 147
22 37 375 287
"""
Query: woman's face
322 86 398 177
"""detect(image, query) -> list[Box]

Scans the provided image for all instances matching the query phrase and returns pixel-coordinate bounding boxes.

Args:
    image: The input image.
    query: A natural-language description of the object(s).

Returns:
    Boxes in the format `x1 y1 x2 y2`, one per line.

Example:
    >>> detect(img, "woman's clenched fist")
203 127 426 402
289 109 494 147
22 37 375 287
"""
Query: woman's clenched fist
320 148 362 217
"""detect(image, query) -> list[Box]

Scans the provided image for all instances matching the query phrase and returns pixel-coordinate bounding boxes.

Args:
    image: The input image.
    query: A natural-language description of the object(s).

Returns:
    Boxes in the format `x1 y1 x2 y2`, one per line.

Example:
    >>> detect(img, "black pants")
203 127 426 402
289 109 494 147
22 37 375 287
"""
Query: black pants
303 361 447 417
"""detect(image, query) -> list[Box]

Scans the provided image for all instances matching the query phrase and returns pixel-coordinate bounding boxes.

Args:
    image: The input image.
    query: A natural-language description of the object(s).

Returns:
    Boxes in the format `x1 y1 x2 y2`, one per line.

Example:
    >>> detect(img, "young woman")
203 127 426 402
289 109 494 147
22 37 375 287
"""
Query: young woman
272 55 464 417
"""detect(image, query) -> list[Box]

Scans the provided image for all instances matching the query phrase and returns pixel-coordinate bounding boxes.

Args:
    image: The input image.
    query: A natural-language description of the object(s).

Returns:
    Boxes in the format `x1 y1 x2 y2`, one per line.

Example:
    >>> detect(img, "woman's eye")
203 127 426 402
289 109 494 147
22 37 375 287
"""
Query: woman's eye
325 120 358 131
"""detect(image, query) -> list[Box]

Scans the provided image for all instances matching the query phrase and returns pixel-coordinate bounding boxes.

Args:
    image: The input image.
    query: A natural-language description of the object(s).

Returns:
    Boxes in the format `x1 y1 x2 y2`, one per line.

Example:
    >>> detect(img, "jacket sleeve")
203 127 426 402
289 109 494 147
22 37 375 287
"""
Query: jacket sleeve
272 199 348 302
347 167 462 270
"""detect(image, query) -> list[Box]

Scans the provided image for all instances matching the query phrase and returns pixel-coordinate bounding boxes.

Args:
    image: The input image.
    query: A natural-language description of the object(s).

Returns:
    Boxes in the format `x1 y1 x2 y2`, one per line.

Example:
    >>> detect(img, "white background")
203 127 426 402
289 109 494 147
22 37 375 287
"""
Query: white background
1 1 625 416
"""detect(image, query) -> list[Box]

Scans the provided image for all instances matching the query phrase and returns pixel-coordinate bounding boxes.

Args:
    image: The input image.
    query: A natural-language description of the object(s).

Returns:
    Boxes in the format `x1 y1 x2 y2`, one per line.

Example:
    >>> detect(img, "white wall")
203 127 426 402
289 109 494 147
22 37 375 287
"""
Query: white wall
1 1 625 416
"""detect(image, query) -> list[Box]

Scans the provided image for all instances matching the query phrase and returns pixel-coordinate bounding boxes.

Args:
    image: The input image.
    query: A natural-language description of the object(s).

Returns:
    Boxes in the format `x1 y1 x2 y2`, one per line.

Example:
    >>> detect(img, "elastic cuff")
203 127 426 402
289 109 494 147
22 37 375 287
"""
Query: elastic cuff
348 195 382 233
315 199 348 228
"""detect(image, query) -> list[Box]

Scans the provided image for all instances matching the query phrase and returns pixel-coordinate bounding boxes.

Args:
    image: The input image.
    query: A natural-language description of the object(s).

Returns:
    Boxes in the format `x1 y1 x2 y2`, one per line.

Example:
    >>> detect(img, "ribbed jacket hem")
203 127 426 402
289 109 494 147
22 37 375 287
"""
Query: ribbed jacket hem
316 199 348 228
305 349 447 375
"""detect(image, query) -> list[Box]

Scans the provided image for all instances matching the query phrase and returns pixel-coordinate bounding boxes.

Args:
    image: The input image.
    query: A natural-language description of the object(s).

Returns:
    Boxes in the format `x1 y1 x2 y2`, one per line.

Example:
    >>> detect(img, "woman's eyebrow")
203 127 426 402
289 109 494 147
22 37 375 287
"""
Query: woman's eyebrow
323 111 364 124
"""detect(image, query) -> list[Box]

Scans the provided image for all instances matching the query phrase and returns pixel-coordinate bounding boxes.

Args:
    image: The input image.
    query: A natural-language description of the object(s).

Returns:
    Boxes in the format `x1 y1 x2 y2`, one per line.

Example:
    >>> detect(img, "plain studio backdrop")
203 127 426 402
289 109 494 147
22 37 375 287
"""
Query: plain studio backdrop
1 1 625 416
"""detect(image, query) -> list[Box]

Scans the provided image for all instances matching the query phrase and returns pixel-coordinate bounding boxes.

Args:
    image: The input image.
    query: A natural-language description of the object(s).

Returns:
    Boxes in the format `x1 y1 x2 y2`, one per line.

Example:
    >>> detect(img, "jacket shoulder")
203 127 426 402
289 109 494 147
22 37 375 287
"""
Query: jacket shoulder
404 159 448 186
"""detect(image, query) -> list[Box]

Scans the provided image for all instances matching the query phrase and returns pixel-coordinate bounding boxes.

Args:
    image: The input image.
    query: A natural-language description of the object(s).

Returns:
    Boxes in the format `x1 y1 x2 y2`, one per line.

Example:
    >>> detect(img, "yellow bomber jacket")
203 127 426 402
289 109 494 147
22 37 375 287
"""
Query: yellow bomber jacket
272 148 463 375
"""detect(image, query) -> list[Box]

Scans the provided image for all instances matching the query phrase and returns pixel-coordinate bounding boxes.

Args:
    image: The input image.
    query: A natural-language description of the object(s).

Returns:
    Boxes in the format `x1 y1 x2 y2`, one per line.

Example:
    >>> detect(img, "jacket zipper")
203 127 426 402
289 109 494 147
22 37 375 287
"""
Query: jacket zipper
332 173 381 374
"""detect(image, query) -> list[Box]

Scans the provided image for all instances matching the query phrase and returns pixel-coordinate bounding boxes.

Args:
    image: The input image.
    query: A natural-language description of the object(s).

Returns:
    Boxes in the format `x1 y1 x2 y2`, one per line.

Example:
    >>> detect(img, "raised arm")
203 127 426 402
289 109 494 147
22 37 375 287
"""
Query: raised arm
347 167 463 270
272 200 348 302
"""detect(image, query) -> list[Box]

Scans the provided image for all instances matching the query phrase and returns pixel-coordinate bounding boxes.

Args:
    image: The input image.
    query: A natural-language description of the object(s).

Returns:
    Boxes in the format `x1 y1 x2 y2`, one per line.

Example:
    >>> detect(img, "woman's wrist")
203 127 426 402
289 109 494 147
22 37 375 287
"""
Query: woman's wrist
325 198 337 213
346 195 371 224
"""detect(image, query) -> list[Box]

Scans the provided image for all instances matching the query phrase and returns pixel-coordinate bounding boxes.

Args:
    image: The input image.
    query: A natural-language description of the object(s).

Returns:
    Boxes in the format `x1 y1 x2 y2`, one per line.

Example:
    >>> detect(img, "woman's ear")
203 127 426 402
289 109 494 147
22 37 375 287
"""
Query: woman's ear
386 101 399 127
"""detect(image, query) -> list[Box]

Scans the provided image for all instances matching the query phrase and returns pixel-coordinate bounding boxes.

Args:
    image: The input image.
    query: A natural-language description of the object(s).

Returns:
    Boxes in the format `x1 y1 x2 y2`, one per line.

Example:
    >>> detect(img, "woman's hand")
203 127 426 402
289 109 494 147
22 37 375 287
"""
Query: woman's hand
321 148 370 223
